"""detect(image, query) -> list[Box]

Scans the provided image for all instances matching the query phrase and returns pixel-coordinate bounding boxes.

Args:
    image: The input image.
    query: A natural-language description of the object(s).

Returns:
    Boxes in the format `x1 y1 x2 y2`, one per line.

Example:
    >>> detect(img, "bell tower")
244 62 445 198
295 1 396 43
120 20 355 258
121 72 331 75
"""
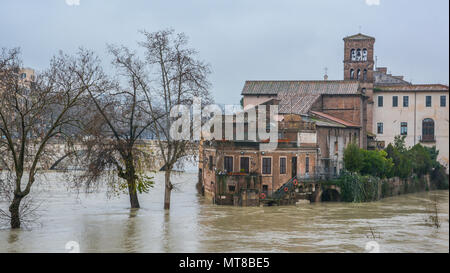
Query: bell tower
343 33 375 82
343 33 376 147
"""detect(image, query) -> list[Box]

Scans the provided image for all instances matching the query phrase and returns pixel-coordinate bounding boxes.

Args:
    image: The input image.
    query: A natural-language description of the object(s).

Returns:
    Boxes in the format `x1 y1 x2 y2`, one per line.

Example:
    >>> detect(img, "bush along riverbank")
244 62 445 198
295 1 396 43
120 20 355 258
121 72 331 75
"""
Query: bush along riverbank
331 171 448 203
336 136 449 203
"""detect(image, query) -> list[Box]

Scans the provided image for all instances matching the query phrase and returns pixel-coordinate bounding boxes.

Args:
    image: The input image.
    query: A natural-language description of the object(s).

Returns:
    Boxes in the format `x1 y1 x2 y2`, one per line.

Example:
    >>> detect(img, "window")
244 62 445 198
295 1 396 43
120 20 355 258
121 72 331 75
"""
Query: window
240 157 249 173
224 156 233 173
262 185 269 192
228 185 236 192
403 96 409 107
350 69 354 79
350 49 356 61
279 157 286 174
305 157 310 174
392 96 398 107
208 155 213 171
262 157 272 175
362 49 368 61
356 49 361 61
357 69 361 80
422 118 435 141
400 122 408 135
426 96 432 107
440 95 446 107
20 73 26 79
363 69 367 81
378 96 383 107
377 122 383 134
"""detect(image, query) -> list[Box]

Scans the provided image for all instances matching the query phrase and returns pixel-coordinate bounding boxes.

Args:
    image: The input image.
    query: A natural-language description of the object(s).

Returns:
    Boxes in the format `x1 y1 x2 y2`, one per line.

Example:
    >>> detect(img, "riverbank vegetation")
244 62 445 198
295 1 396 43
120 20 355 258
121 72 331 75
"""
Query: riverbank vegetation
339 136 449 202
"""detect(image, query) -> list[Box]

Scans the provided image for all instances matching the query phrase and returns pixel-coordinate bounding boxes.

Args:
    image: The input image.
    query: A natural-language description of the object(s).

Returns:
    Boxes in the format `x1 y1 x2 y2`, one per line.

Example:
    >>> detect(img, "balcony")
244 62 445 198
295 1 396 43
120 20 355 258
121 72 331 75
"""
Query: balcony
419 135 436 143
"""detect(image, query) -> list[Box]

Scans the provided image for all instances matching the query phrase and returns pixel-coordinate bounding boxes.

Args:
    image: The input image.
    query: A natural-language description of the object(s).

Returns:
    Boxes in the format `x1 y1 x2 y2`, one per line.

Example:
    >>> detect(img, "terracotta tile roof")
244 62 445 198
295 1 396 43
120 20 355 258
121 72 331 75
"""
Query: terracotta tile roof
242 80 361 115
278 93 321 115
375 84 449 92
310 111 360 128
242 80 360 95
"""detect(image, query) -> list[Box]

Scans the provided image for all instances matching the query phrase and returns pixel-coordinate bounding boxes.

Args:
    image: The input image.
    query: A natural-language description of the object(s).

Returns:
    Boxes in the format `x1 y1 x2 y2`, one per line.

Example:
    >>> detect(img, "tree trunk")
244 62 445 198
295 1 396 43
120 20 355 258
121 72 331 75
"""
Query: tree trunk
164 169 173 210
9 195 22 229
127 179 140 209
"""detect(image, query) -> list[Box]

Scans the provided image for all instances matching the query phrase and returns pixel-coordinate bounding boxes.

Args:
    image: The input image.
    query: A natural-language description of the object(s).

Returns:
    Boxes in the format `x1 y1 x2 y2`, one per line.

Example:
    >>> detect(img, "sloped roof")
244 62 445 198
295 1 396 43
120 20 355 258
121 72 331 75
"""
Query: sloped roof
278 93 321 115
343 33 375 41
242 80 360 95
310 111 360 128
374 70 411 86
375 84 449 92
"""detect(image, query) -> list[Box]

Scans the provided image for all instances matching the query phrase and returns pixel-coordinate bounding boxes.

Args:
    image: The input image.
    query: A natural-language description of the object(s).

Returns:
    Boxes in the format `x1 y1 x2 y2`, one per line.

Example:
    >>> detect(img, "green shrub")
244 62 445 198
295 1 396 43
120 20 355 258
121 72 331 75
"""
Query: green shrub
343 142 362 173
343 143 393 178
337 171 380 202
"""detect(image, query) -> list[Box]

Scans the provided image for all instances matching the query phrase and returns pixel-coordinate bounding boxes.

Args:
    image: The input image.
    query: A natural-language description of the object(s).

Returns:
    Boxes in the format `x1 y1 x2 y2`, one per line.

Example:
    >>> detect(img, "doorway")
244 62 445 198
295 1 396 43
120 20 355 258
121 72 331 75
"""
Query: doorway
291 156 297 178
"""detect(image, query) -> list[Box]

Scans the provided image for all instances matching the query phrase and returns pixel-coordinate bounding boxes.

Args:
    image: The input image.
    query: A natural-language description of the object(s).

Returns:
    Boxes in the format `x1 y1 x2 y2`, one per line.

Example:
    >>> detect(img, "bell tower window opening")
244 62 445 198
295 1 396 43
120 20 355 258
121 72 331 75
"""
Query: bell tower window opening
362 49 368 61
356 49 362 61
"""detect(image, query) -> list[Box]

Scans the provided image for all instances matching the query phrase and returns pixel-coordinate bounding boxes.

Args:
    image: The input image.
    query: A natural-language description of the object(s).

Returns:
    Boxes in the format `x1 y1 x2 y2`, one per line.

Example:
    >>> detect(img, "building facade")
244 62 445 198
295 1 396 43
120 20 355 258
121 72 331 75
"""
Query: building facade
373 84 449 167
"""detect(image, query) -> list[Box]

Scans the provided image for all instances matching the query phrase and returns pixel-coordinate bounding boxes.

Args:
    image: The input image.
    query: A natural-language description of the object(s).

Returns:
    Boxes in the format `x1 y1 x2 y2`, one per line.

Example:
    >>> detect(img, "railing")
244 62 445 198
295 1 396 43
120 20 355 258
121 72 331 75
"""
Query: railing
267 171 339 200
270 177 297 200
419 135 435 143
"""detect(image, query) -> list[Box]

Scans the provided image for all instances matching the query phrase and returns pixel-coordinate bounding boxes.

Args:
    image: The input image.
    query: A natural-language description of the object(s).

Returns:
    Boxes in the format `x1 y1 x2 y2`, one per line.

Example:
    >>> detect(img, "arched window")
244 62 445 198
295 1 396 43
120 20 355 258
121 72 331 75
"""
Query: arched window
362 49 368 61
351 49 356 61
422 118 435 141
363 69 367 81
350 69 354 79
357 69 361 80
356 49 362 61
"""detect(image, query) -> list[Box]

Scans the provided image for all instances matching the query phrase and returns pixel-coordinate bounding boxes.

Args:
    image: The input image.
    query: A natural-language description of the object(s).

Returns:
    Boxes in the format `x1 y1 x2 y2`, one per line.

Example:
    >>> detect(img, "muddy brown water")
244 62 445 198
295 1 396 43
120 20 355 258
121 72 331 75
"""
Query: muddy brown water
0 172 448 252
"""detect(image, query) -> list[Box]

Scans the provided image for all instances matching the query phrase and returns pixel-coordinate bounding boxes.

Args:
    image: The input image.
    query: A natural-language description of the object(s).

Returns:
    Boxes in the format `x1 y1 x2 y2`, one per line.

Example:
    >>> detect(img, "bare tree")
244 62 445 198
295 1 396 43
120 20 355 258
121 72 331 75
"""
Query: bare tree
139 29 212 210
0 48 103 228
74 45 159 209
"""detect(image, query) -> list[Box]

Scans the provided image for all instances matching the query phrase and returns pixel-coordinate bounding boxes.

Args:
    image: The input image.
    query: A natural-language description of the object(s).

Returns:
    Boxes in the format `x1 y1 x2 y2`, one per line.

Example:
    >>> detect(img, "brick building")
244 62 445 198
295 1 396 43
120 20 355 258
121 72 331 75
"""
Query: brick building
198 33 449 205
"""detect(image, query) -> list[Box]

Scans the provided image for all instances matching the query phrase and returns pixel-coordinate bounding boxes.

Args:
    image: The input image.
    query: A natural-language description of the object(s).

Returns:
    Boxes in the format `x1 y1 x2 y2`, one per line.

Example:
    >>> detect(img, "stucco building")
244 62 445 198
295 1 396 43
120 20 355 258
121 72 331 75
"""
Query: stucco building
372 83 449 167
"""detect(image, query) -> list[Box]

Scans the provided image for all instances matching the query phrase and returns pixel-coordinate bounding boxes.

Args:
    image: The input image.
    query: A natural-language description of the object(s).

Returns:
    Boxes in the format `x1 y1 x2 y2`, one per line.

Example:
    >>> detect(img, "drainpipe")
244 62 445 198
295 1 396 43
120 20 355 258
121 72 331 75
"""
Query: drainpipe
414 92 417 145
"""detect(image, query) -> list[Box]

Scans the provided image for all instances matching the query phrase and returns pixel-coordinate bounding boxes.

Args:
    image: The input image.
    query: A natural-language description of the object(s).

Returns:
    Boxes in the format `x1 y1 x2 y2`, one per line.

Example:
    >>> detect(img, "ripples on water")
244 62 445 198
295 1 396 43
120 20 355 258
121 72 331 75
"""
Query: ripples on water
0 171 448 253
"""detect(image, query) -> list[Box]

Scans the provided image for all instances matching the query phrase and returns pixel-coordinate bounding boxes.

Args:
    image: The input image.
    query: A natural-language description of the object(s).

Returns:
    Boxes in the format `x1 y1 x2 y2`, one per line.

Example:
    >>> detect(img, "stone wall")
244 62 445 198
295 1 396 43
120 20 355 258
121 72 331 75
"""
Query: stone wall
380 175 432 199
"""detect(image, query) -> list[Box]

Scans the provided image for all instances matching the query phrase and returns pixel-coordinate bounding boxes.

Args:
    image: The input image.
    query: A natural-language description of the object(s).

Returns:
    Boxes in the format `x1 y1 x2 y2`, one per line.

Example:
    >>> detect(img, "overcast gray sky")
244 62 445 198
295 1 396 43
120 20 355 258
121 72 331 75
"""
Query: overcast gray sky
1 0 448 104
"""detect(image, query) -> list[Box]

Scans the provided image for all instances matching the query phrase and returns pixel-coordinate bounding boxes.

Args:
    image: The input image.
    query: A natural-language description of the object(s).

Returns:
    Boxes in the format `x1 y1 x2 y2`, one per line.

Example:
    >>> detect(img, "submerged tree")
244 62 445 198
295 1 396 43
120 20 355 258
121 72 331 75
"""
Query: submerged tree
0 48 103 228
74 46 158 209
139 29 212 210
101 30 212 210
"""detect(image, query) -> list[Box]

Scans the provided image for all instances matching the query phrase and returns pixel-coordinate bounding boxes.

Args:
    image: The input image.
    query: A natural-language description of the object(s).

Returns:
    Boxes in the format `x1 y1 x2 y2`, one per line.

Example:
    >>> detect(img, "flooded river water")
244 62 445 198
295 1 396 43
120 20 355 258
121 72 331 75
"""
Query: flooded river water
0 171 448 253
